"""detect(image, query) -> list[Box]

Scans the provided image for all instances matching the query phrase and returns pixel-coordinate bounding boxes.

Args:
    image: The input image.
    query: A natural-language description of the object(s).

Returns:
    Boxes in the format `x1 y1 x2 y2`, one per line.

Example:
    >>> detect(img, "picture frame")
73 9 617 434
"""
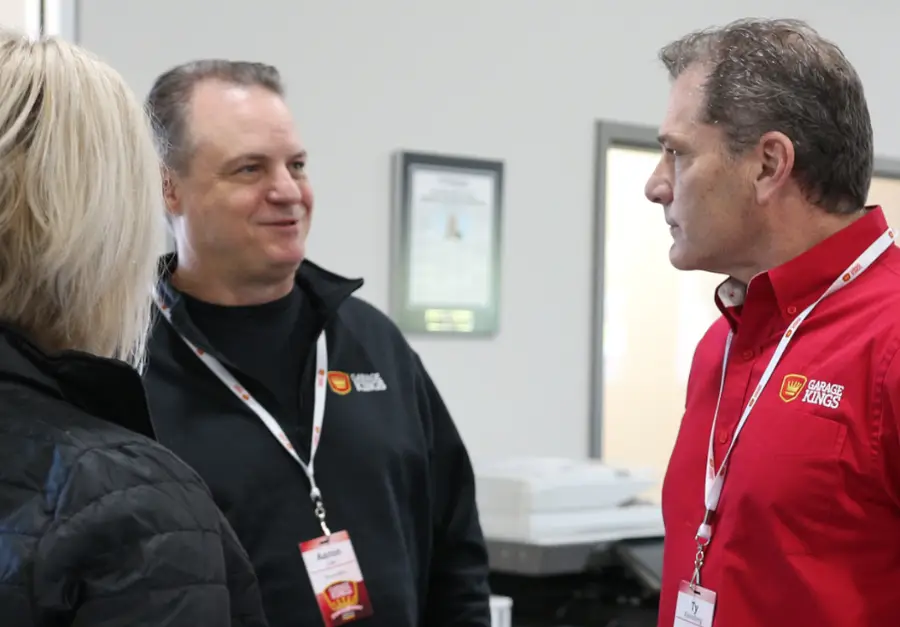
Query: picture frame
390 151 504 336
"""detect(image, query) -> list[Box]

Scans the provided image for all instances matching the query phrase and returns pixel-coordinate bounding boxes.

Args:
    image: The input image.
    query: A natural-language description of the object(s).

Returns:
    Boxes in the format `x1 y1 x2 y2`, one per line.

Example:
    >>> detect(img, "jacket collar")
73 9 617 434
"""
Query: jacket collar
0 323 155 438
155 253 364 357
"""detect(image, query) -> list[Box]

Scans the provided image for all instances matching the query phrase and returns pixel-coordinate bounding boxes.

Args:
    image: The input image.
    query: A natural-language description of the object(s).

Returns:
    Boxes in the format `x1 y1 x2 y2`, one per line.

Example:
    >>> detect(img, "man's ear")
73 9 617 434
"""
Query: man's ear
753 131 795 205
161 167 183 218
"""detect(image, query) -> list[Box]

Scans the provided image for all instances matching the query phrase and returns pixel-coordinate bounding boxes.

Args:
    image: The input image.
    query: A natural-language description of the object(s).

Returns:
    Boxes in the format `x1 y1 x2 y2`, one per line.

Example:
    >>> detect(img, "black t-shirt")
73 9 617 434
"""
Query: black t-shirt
181 287 317 438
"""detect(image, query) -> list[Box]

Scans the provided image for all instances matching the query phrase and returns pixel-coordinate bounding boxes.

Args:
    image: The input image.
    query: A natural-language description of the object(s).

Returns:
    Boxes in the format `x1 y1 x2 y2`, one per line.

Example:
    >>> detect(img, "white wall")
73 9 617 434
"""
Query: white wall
0 1 77 41
0 0 36 34
78 0 900 464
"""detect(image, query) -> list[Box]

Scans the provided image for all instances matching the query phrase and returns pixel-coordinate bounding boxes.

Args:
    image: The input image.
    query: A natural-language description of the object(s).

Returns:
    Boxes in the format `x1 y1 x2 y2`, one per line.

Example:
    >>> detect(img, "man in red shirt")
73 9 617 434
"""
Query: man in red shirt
644 18 900 627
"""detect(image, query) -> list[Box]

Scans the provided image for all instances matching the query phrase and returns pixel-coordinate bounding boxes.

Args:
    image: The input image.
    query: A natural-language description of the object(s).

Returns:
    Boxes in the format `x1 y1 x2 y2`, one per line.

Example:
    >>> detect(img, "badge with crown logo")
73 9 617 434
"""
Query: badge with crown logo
300 530 374 625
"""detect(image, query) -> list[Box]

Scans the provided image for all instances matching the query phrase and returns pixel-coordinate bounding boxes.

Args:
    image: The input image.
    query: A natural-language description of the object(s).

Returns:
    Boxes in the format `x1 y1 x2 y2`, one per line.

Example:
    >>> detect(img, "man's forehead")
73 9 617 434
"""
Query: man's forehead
187 81 304 157
659 68 708 138
189 82 291 130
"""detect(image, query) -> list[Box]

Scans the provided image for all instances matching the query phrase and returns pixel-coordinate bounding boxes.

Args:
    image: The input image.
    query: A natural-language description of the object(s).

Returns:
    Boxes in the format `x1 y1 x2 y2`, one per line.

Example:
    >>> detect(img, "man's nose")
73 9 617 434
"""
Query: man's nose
268 167 304 204
645 164 672 206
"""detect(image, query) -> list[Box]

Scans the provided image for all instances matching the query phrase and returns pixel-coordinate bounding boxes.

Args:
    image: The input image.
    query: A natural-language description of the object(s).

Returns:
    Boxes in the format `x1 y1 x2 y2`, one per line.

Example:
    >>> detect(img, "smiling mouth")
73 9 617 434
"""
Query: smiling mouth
266 219 299 227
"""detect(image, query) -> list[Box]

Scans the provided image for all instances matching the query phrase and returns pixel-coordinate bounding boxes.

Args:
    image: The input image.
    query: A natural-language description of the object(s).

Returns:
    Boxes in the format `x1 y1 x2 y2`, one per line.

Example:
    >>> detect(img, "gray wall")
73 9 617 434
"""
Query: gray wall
77 0 900 462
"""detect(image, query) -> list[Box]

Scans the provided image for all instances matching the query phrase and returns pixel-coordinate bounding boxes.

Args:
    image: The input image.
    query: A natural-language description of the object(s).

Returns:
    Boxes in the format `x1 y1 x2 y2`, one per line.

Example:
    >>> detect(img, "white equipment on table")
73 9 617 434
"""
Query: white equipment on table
474 456 664 544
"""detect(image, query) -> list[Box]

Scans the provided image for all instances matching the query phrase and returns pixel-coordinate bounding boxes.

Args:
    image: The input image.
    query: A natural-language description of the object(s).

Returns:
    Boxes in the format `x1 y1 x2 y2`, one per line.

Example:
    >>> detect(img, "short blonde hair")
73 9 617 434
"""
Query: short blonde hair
0 31 165 370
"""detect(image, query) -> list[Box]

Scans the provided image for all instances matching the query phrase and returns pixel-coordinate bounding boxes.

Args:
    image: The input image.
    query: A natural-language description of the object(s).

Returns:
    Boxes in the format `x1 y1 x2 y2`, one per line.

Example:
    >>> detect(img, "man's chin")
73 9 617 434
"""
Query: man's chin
268 240 306 263
261 250 305 277
668 245 700 272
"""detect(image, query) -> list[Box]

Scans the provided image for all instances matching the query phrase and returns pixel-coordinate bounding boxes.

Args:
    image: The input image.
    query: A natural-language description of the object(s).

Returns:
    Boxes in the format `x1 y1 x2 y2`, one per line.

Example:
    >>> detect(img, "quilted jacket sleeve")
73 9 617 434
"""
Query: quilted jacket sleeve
219 508 269 627
33 441 268 627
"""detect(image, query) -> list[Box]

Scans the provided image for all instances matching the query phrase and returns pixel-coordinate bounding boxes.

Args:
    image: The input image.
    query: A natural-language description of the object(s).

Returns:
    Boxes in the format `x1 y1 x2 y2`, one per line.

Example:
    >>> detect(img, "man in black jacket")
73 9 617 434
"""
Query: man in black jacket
143 59 491 627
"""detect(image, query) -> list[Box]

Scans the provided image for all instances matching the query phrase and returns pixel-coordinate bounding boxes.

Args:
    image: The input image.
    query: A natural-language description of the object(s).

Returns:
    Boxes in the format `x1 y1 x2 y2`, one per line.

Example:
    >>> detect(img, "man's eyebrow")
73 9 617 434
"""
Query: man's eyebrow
223 150 308 167
277 150 309 162
223 153 266 167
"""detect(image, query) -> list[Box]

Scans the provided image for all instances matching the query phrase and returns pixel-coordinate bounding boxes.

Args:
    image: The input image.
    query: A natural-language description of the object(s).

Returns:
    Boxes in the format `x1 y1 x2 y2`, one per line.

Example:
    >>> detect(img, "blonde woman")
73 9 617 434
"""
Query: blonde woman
0 32 268 627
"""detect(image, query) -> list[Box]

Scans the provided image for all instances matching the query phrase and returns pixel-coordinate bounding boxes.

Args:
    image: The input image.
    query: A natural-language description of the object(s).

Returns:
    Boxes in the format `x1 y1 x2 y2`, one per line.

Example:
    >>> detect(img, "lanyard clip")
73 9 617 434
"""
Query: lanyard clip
690 509 713 590
695 508 713 547
309 485 332 539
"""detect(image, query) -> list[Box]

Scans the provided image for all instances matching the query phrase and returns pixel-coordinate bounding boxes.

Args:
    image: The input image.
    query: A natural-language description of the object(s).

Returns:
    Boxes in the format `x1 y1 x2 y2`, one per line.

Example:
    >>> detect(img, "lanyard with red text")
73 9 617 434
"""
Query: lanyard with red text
154 296 333 537
690 227 895 589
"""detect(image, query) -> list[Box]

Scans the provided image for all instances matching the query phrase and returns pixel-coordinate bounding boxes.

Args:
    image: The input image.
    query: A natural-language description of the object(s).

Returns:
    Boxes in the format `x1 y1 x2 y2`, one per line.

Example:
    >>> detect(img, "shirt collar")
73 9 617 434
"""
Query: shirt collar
715 205 890 326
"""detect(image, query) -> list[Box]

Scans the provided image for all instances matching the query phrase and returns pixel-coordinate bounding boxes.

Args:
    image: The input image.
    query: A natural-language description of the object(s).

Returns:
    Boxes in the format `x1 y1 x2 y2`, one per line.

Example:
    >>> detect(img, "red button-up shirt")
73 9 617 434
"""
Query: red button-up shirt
658 207 900 627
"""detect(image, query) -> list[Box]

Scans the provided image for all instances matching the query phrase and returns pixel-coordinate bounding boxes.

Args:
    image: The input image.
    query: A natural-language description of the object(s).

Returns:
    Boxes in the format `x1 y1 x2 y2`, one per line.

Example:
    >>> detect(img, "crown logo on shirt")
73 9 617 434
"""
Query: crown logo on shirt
779 374 808 402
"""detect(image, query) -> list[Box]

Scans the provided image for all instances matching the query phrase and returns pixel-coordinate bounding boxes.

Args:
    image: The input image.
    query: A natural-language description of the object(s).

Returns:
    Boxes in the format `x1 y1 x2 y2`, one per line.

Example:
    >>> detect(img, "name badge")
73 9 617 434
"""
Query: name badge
299 531 374 626
674 581 716 627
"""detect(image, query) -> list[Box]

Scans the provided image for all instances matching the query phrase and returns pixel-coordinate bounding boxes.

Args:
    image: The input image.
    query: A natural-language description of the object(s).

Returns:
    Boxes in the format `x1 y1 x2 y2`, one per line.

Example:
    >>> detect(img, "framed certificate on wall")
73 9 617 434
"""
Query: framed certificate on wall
390 151 504 336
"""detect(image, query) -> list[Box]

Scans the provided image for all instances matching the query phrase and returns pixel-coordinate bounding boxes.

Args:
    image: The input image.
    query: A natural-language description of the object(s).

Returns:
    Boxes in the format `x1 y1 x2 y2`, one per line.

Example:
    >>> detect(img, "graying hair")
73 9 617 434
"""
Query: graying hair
145 59 284 174
659 18 873 214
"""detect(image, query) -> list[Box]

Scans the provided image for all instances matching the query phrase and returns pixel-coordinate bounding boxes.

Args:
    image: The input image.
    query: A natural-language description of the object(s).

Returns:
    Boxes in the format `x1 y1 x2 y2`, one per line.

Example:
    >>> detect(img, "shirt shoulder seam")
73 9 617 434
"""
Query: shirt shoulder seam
870 333 900 464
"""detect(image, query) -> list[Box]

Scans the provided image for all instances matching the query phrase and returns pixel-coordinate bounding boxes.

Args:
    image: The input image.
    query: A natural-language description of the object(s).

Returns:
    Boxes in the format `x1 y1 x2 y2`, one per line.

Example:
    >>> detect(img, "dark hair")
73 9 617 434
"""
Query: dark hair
145 60 284 173
659 18 873 214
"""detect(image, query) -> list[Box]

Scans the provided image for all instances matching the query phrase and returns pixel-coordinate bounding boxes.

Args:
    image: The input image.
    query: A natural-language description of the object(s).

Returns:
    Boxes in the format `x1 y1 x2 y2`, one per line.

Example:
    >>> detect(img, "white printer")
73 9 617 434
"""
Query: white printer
474 456 664 544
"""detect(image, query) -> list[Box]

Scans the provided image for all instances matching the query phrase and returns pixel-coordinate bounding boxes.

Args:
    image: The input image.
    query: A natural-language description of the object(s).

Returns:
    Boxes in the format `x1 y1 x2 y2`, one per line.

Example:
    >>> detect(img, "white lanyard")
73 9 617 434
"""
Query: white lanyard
690 226 894 587
153 296 333 537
